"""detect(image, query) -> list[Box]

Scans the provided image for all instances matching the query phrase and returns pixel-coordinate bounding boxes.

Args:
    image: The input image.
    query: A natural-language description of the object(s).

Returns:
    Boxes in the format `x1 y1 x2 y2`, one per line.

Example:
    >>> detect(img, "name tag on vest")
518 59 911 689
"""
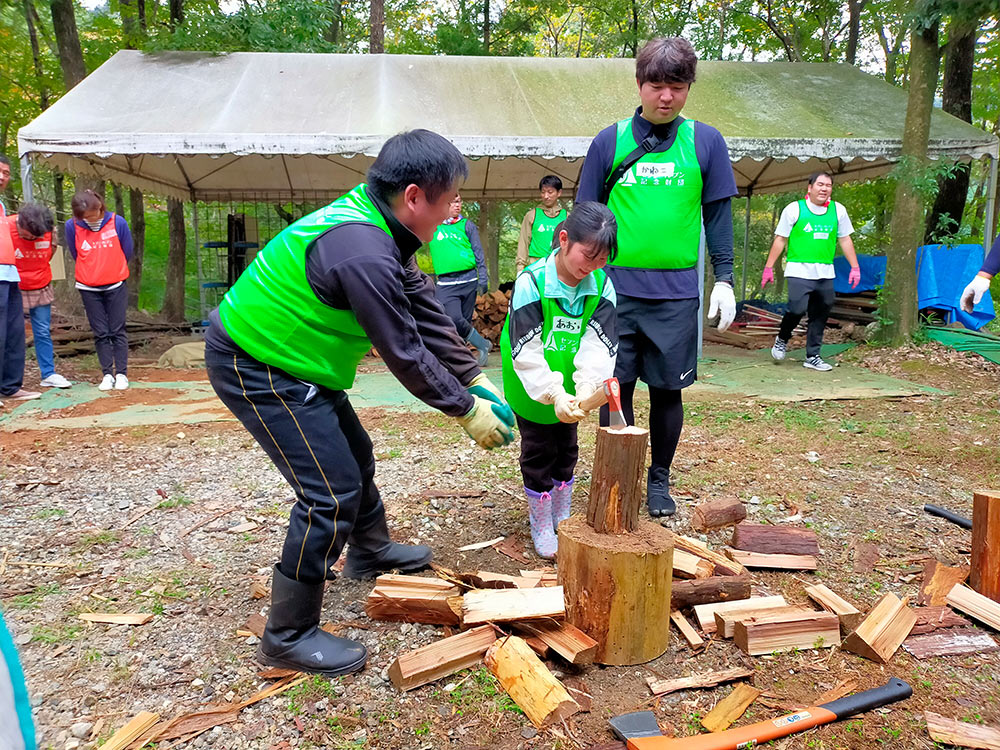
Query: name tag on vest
35 240 50 249
813 231 830 240
101 229 117 240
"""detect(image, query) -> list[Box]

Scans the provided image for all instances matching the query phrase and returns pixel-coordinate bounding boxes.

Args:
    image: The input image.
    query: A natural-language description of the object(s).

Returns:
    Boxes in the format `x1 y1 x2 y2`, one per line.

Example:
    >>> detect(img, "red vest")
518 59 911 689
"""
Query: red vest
74 214 129 287
0 216 14 267
10 216 55 290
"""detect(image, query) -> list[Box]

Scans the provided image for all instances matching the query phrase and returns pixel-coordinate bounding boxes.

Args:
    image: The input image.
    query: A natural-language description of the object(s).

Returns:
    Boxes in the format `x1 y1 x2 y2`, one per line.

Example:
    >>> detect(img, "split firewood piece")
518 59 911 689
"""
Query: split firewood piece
700 683 762 732
514 620 598 665
925 711 1000 750
523 635 550 657
586 426 649 534
99 711 160 750
674 535 747 576
734 610 841 656
388 625 497 691
842 593 916 663
715 605 814 639
903 628 999 660
946 584 1000 631
919 560 970 606
815 679 857 704
78 613 154 626
693 595 787 634
971 490 1000 603
672 575 752 610
461 586 565 626
365 574 462 625
673 548 715 579
805 583 863 632
691 496 747 532
459 570 539 589
484 635 579 728
909 605 971 635
731 523 820 556
725 549 818 570
519 570 558 587
670 610 704 649
646 667 754 697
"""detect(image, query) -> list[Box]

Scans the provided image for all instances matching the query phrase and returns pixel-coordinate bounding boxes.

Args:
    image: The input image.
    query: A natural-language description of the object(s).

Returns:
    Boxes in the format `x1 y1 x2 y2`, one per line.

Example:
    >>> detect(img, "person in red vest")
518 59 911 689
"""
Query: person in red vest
66 190 133 391
12 204 72 388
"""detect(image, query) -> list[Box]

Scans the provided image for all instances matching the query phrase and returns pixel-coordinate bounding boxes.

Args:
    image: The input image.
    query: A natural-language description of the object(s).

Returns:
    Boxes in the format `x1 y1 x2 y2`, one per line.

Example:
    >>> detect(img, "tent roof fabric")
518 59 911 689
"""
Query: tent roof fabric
18 50 998 201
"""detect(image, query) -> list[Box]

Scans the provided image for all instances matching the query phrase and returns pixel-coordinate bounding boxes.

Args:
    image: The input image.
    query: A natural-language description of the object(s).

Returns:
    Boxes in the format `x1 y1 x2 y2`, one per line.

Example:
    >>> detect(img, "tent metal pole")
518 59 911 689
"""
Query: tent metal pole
697 226 706 360
740 187 753 302
985 154 998 246
20 157 34 203
192 198 206 324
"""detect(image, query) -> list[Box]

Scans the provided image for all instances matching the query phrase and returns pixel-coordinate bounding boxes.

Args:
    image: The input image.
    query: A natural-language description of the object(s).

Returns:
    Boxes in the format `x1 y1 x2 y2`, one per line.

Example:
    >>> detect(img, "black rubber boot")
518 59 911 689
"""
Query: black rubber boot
466 329 493 367
342 512 433 580
257 565 367 676
647 464 676 518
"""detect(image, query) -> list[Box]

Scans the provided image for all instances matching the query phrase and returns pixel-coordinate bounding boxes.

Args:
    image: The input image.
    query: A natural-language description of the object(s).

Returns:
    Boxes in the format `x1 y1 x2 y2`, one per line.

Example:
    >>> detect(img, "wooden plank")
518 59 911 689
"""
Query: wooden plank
701 683 762 733
673 548 715 579
725 549 818 570
734 610 841 656
903 628 998 660
672 575 752 610
674 536 746 577
365 575 462 625
805 583 863 631
388 625 498 691
843 593 916 663
715 605 814 639
670 610 704 649
646 668 754 697
691 497 747 532
484 636 579 728
78 613 154 626
461 586 565 625
100 711 161 750
693 595 787 634
910 605 971 635
515 620 599 665
971 490 1000 603
919 560 970 606
947 584 1000 631
925 711 1000 749
731 523 819 556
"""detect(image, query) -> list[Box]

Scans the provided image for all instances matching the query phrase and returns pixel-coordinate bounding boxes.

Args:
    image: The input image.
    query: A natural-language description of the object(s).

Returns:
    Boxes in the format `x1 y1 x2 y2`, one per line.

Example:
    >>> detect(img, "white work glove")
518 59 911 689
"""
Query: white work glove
960 274 992 313
553 392 585 424
708 281 737 331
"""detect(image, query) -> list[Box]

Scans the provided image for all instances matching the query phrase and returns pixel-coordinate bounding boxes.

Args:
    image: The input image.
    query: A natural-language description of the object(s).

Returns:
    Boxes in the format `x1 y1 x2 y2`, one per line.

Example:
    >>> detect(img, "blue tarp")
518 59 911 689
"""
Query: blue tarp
833 246 995 330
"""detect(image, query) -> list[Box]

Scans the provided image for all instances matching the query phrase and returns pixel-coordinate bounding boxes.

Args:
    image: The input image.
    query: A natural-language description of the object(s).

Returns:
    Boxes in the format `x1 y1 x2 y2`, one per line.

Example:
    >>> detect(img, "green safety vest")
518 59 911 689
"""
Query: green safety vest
607 117 703 270
528 207 567 260
218 184 384 391
786 200 839 265
500 259 606 424
428 218 475 275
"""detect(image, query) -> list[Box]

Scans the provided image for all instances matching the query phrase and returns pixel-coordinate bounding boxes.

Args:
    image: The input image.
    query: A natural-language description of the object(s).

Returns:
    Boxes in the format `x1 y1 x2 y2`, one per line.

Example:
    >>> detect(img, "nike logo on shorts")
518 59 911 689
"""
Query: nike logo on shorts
680 368 694 381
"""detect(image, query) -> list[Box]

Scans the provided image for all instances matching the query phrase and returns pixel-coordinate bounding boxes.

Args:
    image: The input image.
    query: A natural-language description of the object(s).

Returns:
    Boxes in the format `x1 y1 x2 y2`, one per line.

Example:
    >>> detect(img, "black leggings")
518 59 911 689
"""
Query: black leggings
601 381 684 472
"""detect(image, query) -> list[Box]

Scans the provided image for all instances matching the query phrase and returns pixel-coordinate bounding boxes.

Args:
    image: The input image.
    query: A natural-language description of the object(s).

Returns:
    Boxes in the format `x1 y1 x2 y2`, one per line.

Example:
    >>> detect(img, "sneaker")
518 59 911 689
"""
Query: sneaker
8 389 41 401
803 356 833 372
98 374 115 391
40 373 72 388
114 374 129 390
771 336 788 362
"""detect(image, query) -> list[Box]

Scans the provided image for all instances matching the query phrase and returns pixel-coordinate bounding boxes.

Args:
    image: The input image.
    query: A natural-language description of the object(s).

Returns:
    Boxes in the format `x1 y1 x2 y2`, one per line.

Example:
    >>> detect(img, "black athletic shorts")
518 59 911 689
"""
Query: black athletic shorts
614 295 699 390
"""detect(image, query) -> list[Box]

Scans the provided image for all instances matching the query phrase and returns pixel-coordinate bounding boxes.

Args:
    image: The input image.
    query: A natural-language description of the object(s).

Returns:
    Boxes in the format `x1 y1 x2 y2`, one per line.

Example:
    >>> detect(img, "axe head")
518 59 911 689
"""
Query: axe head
604 377 627 430
609 711 663 742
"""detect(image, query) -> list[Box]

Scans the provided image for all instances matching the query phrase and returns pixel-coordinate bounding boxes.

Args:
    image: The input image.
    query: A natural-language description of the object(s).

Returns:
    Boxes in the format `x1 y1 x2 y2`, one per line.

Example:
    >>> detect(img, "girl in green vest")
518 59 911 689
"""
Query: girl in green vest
501 203 619 558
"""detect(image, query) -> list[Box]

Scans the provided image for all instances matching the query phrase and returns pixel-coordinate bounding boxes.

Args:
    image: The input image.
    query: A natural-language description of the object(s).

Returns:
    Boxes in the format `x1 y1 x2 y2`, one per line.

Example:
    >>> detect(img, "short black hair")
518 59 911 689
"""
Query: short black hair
71 189 105 219
367 129 469 203
539 175 562 192
0 154 10 167
636 37 698 85
808 171 834 186
17 203 54 237
562 202 618 262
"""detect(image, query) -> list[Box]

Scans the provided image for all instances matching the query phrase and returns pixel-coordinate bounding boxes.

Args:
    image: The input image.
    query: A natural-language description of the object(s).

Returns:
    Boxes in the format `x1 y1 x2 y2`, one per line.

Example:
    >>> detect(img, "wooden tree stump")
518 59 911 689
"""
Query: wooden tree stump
557 515 673 665
586 426 649 534
971 490 1000 603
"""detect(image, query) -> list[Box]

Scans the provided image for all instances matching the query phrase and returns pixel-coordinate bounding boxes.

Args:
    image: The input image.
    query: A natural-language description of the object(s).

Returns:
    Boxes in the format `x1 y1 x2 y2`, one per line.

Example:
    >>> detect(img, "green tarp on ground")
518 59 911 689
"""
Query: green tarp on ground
924 326 1000 365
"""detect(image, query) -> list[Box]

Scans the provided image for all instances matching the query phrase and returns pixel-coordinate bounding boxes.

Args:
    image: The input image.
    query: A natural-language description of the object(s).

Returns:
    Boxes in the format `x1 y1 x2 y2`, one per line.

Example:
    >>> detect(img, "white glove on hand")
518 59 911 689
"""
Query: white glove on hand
960 274 992 313
708 281 736 331
553 392 585 423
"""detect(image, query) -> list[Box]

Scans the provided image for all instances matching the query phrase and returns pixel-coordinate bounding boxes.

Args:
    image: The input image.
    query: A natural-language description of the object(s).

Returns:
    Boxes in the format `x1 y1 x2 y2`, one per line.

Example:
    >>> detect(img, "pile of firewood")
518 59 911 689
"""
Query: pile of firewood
472 290 511 346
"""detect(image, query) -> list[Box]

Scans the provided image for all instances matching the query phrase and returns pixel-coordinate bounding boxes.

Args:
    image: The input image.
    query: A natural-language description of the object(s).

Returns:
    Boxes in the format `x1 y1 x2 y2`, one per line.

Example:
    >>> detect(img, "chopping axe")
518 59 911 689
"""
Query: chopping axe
578 377 627 429
609 678 912 750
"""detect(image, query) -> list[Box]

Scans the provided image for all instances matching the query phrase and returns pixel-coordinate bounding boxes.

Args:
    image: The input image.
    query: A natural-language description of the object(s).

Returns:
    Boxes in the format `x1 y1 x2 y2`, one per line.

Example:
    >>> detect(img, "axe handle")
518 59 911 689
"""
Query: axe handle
627 679 912 750
578 387 609 412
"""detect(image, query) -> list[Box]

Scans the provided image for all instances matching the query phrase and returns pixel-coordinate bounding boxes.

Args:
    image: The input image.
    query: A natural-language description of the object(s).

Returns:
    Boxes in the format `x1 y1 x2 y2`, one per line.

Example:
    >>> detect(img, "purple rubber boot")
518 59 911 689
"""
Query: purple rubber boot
550 477 574 532
525 488 558 559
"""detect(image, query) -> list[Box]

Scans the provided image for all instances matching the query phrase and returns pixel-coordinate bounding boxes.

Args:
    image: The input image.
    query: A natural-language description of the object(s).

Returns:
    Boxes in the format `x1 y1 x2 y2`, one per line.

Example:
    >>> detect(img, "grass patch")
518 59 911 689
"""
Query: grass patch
9 583 62 610
73 530 121 553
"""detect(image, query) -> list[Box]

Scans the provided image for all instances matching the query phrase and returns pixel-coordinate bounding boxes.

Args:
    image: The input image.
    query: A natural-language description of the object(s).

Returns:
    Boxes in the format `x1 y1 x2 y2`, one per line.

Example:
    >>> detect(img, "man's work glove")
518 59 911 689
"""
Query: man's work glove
457 395 515 449
848 266 861 289
960 274 992 313
466 373 514 425
761 267 775 288
553 392 585 424
708 281 736 331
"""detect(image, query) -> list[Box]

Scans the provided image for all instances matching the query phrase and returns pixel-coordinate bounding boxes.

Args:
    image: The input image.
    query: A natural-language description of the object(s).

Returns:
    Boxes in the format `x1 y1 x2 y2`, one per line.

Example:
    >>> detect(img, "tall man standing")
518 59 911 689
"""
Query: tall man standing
205 130 515 677
577 37 737 518
762 172 860 371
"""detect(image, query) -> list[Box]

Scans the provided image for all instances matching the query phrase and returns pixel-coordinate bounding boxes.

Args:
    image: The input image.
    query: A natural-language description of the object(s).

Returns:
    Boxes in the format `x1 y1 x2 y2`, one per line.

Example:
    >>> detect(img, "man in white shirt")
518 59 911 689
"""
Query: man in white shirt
762 172 860 371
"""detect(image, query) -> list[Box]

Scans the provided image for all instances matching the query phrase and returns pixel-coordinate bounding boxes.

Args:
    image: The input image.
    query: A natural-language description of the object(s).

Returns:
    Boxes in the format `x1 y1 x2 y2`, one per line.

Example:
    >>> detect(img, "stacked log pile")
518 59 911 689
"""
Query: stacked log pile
472 290 511 346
